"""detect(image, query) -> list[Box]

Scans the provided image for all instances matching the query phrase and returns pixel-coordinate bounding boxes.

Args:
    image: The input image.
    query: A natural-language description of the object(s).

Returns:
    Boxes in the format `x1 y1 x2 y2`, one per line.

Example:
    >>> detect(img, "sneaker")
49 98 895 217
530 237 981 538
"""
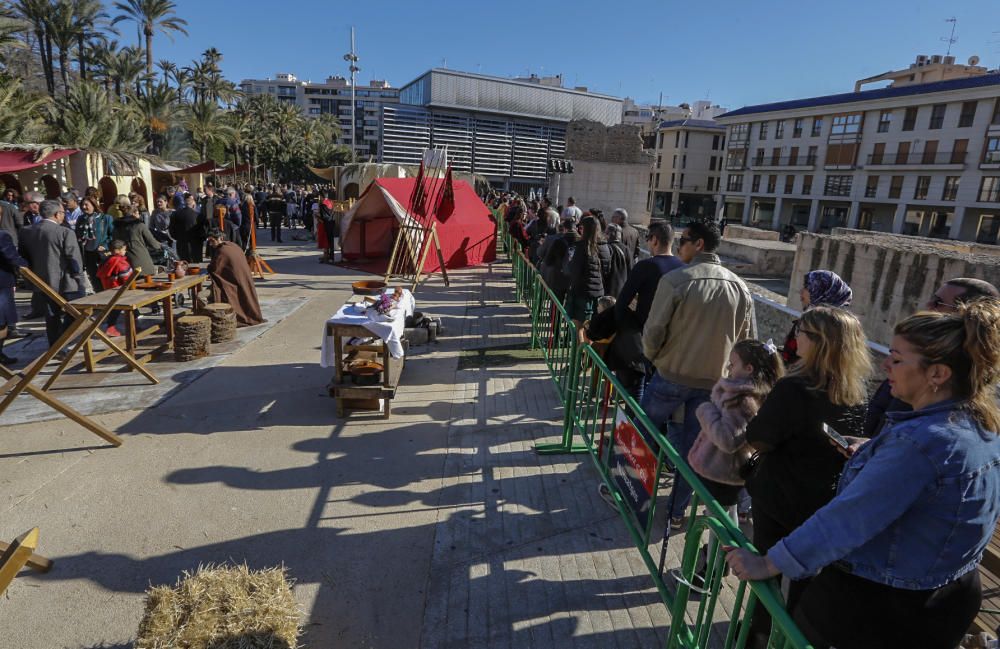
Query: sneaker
597 483 617 509
105 326 122 337
670 516 685 530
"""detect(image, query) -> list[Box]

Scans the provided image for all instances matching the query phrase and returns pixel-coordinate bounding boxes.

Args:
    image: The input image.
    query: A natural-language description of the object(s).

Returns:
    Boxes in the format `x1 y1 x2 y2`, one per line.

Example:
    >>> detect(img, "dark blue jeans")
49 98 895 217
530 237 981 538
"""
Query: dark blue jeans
640 372 711 519
34 290 83 348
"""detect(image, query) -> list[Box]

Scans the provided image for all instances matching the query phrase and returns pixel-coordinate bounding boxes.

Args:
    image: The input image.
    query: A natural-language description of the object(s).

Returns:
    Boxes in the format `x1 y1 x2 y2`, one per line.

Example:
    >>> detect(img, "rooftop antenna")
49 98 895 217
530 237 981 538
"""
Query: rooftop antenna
344 27 360 158
441 57 447 68
942 17 958 56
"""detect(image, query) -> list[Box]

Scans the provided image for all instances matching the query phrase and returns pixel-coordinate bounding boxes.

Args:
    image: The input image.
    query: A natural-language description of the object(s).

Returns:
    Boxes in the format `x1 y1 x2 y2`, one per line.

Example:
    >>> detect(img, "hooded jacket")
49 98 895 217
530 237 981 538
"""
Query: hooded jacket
112 216 161 276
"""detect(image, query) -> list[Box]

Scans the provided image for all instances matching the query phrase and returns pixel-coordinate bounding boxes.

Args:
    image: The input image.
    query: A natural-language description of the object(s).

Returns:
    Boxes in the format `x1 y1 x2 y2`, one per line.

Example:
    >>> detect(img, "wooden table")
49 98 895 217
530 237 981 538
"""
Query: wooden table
69 273 208 369
326 322 404 419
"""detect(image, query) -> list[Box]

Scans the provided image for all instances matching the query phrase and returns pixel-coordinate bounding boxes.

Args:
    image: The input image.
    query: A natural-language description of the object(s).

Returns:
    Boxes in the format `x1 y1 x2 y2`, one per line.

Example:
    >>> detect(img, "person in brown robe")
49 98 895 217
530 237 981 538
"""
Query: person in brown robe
205 228 265 326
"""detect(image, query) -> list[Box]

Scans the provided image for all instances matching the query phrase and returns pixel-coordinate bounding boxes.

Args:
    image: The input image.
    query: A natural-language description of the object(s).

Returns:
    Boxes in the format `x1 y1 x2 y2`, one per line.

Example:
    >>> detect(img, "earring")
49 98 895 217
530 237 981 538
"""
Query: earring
931 383 939 393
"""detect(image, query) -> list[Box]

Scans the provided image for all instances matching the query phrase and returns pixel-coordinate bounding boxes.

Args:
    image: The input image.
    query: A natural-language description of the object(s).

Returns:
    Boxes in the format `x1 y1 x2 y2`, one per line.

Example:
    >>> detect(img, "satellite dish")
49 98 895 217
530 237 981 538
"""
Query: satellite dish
969 55 981 66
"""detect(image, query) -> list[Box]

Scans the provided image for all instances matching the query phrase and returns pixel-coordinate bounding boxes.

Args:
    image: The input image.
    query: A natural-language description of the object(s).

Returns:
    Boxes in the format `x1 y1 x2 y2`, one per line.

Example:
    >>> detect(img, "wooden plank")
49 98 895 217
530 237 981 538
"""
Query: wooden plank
0 528 39 596
0 539 52 573
973 565 1000 633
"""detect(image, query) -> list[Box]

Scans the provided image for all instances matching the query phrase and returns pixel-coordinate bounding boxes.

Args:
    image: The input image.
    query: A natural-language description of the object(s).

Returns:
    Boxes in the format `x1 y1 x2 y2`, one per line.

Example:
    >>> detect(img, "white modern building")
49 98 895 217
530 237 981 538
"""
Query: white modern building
380 68 624 193
715 55 1000 243
648 119 727 219
239 73 400 159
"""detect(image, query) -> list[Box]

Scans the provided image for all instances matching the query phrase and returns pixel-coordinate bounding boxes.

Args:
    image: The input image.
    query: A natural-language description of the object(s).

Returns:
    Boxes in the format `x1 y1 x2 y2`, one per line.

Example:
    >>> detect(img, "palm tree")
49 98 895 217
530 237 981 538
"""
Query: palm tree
12 0 55 96
50 80 147 153
156 58 175 86
73 0 114 81
0 9 30 74
125 82 179 154
0 77 50 142
184 100 234 160
111 0 187 79
98 44 149 99
47 0 79 98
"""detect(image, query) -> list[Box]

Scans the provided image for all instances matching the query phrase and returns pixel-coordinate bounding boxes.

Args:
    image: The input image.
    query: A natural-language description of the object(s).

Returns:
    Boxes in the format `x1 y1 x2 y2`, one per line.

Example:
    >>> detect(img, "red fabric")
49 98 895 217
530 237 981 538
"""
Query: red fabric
0 149 76 173
438 167 455 220
316 220 328 250
340 177 496 274
174 160 217 174
97 254 134 290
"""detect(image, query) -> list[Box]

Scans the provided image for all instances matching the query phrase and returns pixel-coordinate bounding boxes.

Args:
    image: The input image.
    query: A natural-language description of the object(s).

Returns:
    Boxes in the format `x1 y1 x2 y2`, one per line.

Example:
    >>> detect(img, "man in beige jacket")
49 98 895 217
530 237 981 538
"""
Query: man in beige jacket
641 220 755 528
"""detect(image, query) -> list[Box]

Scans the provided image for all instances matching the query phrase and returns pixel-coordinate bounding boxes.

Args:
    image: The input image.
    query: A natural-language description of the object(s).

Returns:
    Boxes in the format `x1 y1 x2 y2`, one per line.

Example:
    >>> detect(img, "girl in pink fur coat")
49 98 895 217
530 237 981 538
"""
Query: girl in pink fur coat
688 339 785 517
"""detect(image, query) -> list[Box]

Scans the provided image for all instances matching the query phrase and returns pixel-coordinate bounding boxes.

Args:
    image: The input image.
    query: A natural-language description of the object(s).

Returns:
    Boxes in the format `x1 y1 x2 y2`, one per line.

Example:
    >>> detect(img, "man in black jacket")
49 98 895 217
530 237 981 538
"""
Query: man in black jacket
170 194 202 262
612 208 640 267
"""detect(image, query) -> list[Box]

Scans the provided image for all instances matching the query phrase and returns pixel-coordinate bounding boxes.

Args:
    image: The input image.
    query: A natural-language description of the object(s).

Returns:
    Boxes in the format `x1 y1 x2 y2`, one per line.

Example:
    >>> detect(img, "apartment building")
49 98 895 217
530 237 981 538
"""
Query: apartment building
715 55 1000 243
648 119 726 219
381 68 623 192
238 73 400 158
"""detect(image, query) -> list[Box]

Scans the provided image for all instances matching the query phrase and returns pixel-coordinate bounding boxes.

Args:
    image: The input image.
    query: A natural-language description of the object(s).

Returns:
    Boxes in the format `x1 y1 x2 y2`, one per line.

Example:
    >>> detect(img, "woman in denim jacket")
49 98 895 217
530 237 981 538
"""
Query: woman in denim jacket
727 300 1000 649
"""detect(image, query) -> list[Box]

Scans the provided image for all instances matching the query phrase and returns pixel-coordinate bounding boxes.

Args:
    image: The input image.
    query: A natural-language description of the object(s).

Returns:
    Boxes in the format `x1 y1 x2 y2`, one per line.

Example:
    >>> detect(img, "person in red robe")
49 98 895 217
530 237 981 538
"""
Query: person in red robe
205 228 264 326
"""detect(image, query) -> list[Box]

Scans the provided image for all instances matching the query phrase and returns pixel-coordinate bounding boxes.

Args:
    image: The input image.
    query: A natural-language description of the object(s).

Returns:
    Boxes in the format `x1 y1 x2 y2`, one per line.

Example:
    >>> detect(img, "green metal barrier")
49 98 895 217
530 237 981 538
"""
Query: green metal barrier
493 241 813 648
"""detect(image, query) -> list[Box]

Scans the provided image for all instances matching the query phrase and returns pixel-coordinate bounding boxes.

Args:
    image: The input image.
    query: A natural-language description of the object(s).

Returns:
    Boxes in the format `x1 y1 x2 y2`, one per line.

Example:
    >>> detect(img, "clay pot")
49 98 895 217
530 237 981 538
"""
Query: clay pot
173 261 187 278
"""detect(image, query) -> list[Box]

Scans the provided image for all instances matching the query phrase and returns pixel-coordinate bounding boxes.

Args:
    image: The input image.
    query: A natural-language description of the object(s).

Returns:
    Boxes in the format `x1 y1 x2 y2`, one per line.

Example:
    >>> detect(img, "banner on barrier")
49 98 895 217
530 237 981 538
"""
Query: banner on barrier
610 407 657 531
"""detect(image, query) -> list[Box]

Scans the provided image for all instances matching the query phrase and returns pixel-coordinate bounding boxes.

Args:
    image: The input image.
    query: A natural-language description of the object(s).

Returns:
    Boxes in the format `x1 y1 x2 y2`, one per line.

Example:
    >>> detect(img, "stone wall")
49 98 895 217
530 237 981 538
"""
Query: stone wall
553 159 653 225
725 224 779 241
720 239 797 277
789 232 1000 345
565 120 646 164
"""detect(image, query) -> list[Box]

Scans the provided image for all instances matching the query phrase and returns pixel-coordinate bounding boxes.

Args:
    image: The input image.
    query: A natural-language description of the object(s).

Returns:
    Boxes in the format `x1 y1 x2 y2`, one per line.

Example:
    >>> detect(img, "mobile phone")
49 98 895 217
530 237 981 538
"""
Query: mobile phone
823 423 851 449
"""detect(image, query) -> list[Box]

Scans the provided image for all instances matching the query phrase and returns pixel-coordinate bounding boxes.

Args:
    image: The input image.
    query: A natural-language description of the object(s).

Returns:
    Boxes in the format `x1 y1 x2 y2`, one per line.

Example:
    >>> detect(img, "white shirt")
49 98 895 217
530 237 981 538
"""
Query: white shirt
561 205 582 221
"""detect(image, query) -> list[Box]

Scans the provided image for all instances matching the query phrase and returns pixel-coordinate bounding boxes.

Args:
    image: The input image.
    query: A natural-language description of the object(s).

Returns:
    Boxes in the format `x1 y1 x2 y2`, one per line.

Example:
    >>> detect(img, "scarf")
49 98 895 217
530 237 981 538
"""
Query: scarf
804 270 852 308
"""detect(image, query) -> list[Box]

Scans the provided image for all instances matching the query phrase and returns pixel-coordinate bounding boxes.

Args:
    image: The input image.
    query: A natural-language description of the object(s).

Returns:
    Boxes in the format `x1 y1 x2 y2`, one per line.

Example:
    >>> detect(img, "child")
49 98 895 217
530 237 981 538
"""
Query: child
96 240 134 337
688 339 785 519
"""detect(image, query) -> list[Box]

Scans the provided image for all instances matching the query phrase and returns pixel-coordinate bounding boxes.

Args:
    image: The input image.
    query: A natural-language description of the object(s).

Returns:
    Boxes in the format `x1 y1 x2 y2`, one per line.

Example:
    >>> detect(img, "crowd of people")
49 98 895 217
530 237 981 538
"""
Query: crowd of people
492 189 1000 649
0 179 334 363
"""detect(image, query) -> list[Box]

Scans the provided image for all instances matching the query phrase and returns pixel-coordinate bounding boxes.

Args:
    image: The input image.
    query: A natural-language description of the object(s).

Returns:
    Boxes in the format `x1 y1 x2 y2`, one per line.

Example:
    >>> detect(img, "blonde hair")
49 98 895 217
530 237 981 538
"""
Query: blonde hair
894 299 1000 432
791 306 872 406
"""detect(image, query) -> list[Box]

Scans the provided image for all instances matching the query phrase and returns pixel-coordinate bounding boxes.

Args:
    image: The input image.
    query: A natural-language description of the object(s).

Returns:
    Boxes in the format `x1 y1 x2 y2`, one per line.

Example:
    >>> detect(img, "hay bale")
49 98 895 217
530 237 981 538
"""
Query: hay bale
202 303 237 343
136 564 300 649
175 315 211 361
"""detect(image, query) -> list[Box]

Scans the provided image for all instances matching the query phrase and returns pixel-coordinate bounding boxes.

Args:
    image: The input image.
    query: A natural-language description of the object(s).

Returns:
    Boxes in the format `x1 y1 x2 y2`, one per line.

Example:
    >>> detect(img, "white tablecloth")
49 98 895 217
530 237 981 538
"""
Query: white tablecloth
320 289 415 364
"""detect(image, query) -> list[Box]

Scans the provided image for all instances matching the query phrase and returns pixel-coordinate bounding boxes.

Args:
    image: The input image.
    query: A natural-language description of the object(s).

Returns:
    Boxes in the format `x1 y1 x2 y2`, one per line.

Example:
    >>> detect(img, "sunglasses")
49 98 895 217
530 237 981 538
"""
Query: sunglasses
678 235 696 246
928 295 957 310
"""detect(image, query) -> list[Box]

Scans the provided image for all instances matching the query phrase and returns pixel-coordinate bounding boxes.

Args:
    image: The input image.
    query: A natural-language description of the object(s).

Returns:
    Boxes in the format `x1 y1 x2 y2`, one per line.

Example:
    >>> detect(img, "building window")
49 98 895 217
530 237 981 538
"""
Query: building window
992 99 1000 126
706 177 713 191
655 173 660 187
712 135 721 150
784 175 795 194
767 175 777 193
921 140 939 164
682 154 687 169
870 142 885 164
913 176 931 200
824 175 852 197
928 104 947 129
902 106 918 131
775 121 785 139
986 137 1000 164
657 132 664 148
675 131 681 147
877 110 892 133
751 174 761 192
807 145 818 164
793 118 804 138
672 154 677 168
811 117 823 137
979 177 1000 202
726 150 747 169
754 148 765 165
865 175 879 198
942 176 960 201
889 176 904 199
656 155 662 169
759 121 768 139
730 124 749 143
670 173 675 187
959 101 977 128
771 147 781 165
679 173 685 187
727 174 744 192
685 132 690 147
789 146 799 165
802 175 813 194
895 141 911 164
951 139 968 164
830 114 862 135
709 156 717 171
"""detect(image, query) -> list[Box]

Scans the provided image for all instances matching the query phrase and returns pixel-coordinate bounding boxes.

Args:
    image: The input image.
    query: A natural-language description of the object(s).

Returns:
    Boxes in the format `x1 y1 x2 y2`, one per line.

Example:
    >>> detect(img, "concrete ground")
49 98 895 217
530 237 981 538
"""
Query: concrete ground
0 234 679 648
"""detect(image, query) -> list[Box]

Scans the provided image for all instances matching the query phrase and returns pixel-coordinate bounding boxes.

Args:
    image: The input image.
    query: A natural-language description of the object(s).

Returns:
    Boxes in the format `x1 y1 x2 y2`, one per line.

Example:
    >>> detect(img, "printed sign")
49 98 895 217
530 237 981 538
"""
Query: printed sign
610 408 658 530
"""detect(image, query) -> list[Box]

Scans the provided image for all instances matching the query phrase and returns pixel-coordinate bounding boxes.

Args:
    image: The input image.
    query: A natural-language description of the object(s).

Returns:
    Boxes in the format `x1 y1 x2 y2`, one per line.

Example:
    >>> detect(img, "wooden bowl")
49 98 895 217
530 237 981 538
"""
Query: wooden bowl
188 266 201 275
352 280 387 296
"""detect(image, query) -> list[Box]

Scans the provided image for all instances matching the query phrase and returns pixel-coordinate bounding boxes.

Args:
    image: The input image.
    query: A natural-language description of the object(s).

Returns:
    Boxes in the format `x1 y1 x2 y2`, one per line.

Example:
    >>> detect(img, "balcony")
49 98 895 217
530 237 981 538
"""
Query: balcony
866 151 966 169
750 155 817 170
980 150 1000 169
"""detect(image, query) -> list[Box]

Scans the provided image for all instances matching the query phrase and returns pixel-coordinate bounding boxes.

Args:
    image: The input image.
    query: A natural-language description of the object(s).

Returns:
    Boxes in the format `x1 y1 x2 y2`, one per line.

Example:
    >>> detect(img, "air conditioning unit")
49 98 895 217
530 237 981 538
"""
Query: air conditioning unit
944 55 955 65
916 55 930 66
931 55 943 64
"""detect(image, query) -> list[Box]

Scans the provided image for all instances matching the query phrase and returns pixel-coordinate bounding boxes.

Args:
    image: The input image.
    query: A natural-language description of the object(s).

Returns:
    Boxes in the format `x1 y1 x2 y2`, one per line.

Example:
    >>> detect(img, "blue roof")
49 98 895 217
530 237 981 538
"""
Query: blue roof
717 73 1000 119
657 118 725 130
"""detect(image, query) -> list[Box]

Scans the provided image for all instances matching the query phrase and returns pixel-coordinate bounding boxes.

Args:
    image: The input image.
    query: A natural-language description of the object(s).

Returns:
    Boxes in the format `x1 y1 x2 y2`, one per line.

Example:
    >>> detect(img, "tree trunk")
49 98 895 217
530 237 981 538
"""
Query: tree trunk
35 28 54 96
145 28 153 87
44 33 56 96
77 34 87 81
59 51 70 99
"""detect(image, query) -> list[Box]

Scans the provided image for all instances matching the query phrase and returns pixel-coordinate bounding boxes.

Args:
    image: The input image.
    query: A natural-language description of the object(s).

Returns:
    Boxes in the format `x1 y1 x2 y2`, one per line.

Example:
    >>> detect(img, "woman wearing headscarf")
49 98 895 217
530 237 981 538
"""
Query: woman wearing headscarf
782 270 853 364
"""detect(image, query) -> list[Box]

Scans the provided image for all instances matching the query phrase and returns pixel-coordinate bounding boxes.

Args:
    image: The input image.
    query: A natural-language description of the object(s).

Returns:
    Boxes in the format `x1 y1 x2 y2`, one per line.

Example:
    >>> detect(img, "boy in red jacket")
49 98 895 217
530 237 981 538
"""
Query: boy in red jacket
95 240 133 337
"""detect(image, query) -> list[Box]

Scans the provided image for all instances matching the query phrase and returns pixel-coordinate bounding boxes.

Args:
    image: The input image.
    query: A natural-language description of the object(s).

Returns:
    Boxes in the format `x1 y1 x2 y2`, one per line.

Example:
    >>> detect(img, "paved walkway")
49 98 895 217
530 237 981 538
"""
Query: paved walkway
0 237 671 648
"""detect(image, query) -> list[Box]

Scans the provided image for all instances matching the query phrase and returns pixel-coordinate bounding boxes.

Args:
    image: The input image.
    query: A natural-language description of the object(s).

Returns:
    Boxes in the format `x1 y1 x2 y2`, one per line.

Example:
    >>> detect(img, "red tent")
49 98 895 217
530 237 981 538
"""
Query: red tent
339 177 496 274
0 149 77 173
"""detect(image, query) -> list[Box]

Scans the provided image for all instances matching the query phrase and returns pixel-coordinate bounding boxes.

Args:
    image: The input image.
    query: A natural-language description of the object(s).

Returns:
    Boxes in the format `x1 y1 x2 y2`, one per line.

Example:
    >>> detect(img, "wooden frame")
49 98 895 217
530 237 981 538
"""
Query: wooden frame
326 322 403 419
384 222 450 291
0 528 52 597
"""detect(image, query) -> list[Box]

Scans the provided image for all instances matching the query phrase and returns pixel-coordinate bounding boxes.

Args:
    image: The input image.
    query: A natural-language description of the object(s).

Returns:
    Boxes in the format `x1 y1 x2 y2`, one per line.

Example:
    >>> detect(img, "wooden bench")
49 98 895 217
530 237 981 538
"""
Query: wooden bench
973 522 1000 635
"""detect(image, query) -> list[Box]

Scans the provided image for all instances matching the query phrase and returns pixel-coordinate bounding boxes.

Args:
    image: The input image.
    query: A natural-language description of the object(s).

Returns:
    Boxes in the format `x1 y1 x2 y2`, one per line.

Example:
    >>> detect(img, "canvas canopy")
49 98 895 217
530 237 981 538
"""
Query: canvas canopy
0 148 76 173
340 177 495 274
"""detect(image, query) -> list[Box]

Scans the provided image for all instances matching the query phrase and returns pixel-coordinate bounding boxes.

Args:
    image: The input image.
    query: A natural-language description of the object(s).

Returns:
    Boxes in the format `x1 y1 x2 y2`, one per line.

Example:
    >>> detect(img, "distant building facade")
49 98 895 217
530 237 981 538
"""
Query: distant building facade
623 98 727 138
380 68 624 192
715 54 1000 243
648 119 727 219
239 73 400 159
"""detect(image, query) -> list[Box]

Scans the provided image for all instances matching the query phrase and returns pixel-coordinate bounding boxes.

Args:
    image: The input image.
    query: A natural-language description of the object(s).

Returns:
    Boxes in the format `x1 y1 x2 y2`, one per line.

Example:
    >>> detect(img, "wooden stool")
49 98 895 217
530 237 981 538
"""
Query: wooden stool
174 316 211 361
201 303 237 343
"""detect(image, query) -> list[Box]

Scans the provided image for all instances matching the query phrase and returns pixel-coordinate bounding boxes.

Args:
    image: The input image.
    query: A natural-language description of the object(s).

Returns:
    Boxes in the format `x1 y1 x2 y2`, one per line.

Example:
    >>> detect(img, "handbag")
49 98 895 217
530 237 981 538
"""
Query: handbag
738 450 760 482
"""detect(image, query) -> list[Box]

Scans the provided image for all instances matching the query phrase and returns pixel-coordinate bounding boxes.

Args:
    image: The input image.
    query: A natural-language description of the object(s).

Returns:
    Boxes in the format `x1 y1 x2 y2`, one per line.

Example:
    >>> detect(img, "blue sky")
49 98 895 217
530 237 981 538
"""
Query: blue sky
149 0 1000 110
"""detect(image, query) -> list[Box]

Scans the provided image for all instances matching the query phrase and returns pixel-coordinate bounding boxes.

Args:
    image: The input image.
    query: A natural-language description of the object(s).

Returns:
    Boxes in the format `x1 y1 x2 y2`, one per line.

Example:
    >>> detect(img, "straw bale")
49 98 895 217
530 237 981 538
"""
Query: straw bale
135 563 300 649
